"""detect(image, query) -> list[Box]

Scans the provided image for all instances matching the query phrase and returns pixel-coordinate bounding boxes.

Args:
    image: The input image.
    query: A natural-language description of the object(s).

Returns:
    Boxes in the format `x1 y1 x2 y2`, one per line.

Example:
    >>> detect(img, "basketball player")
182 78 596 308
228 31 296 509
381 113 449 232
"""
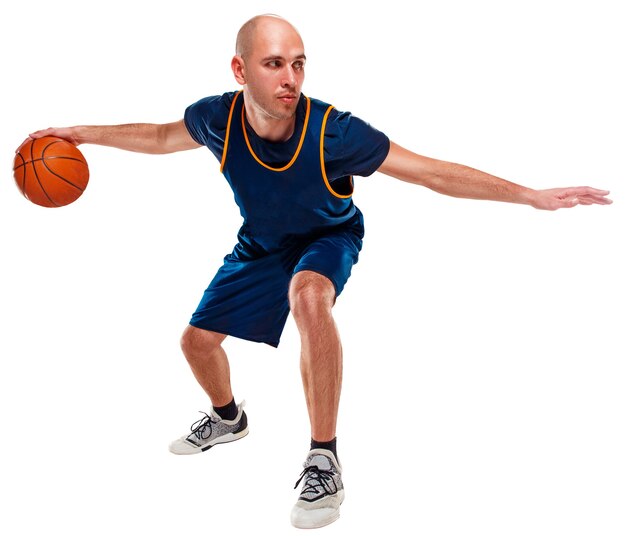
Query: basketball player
26 14 612 529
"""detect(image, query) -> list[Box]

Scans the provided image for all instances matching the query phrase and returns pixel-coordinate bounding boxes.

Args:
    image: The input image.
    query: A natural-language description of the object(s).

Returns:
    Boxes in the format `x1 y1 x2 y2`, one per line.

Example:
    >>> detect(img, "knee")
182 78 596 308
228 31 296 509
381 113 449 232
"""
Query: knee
180 325 224 360
289 271 335 323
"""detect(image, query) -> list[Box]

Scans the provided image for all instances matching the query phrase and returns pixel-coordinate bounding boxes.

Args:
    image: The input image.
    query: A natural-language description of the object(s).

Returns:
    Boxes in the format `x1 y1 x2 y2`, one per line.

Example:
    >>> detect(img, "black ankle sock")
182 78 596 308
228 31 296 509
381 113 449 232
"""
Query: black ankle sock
310 437 338 460
213 398 238 421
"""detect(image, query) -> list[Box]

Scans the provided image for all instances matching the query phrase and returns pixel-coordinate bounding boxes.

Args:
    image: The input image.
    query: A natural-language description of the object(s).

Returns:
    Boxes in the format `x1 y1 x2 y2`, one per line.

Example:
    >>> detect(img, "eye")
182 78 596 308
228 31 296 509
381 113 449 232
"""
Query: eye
293 61 305 71
267 60 282 68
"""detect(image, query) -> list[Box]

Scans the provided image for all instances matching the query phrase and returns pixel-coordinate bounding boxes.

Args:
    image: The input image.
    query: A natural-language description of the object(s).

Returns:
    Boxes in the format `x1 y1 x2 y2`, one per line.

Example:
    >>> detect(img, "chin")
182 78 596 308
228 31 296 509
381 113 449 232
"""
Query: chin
271 108 297 121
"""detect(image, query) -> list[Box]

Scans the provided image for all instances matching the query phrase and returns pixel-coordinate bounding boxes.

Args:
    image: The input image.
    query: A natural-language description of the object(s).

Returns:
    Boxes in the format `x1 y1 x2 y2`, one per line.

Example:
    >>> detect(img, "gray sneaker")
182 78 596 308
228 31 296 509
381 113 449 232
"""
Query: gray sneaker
290 448 345 529
168 401 248 455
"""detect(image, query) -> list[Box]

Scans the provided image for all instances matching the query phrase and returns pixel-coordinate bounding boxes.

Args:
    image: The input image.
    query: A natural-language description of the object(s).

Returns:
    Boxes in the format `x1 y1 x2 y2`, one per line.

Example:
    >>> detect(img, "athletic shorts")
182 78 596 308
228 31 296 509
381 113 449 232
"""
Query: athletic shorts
189 214 364 347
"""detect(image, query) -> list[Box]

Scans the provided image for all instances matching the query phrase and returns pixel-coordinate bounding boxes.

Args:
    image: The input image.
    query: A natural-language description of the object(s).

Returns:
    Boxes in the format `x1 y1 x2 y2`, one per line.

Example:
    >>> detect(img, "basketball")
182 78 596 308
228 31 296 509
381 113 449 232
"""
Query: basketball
13 136 89 207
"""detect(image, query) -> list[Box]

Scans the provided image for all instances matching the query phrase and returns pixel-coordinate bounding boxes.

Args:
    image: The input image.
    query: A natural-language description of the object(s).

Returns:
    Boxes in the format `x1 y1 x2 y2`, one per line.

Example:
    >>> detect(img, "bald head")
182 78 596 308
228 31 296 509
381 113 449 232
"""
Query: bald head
231 14 306 125
236 14 303 59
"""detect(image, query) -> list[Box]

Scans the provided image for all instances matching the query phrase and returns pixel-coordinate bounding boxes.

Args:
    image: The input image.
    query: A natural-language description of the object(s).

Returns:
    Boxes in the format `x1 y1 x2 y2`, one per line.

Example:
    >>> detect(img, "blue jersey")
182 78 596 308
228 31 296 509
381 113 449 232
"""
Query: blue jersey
184 91 390 256
185 91 390 182
184 91 389 345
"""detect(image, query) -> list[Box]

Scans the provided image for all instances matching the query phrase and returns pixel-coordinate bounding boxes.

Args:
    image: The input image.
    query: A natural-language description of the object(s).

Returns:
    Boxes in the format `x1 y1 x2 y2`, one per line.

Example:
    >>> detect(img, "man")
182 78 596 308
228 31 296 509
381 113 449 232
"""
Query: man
26 14 611 529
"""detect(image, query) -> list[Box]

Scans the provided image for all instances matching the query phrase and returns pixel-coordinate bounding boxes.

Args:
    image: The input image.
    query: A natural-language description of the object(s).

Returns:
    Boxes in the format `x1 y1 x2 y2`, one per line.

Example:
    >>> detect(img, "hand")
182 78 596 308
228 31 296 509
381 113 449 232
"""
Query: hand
16 127 79 154
531 187 613 210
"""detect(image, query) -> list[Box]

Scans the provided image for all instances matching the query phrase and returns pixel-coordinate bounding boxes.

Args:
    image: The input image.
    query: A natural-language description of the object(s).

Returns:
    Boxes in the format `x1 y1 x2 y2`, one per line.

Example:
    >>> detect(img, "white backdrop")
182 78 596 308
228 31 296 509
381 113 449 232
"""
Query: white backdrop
1 1 624 535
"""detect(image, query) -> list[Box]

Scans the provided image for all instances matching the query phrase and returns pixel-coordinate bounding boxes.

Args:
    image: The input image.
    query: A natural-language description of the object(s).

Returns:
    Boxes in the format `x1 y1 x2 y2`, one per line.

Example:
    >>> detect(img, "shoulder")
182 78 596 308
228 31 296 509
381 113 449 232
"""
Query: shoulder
306 95 334 112
185 91 238 121
184 91 239 148
314 98 390 178
305 96 374 140
315 99 387 140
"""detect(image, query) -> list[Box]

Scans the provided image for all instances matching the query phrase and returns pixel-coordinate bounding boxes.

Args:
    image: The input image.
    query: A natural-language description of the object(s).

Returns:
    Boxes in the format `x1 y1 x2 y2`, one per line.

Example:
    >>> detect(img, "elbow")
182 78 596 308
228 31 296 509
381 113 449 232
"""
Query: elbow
152 126 168 154
153 124 174 154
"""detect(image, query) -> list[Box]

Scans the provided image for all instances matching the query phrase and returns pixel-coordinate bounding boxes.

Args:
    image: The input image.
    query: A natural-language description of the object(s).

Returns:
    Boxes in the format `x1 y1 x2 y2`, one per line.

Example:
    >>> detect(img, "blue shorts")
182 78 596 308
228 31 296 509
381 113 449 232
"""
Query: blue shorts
189 214 364 347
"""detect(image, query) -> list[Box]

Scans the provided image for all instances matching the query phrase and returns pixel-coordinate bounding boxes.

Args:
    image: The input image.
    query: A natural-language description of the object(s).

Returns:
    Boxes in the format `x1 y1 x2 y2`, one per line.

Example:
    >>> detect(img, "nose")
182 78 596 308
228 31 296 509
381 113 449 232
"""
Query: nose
281 65 297 88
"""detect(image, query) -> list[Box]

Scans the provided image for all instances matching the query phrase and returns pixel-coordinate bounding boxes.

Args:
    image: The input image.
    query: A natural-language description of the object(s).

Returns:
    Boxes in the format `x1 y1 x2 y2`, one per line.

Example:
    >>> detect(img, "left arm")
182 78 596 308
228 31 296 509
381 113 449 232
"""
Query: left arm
377 141 612 210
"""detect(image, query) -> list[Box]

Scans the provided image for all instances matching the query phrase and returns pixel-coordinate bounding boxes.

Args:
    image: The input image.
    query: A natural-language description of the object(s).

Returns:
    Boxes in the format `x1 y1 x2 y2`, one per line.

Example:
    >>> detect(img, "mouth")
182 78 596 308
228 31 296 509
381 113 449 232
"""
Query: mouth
278 94 297 104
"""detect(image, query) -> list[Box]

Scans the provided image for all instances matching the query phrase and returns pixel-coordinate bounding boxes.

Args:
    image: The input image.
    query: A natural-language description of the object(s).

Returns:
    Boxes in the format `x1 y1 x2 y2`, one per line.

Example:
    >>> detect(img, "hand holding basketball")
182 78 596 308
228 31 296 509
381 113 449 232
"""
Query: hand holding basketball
13 135 89 208
26 127 81 147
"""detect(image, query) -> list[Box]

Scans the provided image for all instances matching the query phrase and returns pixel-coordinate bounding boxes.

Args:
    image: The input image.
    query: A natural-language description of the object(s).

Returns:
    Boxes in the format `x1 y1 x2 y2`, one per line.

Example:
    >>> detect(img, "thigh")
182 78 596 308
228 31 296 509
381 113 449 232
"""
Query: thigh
189 253 292 347
292 227 363 298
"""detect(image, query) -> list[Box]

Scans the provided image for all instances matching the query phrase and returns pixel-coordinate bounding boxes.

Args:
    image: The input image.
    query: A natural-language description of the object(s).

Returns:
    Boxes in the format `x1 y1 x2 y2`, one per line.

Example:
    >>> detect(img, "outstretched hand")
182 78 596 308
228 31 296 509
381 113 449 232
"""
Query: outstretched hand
16 127 79 154
531 187 612 210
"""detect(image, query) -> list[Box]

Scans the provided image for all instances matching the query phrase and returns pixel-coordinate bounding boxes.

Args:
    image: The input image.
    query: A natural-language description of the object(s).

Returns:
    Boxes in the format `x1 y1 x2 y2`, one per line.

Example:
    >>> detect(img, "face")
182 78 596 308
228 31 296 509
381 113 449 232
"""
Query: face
233 19 306 121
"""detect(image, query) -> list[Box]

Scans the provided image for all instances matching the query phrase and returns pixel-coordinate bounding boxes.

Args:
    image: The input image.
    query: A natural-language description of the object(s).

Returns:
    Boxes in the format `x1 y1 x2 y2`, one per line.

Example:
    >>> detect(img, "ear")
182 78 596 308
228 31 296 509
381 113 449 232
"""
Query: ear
231 55 246 85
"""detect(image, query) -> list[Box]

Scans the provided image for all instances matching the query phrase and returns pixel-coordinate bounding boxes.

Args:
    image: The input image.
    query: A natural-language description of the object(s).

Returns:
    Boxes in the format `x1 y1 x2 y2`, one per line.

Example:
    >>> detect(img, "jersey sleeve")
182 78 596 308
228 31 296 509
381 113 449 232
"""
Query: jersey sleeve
184 92 236 162
323 108 390 180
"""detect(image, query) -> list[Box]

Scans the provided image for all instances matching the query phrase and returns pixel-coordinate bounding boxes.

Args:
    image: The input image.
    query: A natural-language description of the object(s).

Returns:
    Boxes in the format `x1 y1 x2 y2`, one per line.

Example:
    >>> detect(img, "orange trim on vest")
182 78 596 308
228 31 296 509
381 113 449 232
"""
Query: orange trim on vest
320 106 353 199
241 96 311 172
220 90 242 173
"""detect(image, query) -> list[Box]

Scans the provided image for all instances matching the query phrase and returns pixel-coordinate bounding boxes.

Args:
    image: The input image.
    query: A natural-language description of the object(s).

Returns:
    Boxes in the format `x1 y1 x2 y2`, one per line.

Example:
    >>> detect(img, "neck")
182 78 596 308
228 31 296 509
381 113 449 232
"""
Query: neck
243 93 296 142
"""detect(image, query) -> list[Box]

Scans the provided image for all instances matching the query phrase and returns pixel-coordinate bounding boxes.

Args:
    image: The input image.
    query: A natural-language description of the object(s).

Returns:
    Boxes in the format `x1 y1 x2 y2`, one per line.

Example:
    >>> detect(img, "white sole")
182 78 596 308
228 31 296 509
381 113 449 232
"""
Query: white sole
290 489 345 529
169 427 249 455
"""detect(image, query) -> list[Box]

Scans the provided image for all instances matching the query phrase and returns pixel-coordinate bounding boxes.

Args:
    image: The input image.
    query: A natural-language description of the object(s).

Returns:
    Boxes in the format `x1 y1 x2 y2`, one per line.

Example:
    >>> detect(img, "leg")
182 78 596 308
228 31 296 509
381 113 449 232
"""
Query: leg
289 223 362 528
170 325 247 455
289 270 342 442
180 325 232 407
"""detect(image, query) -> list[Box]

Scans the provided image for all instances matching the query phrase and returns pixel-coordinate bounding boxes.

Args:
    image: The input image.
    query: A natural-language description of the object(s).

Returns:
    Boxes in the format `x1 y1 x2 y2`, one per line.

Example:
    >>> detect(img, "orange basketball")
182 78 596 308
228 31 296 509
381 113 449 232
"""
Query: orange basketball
13 136 89 207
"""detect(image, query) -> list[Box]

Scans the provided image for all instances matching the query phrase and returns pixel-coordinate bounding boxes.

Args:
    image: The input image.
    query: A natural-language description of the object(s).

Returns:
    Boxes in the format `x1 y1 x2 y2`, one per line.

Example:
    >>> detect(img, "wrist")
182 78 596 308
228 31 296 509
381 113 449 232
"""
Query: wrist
71 126 88 145
519 187 539 207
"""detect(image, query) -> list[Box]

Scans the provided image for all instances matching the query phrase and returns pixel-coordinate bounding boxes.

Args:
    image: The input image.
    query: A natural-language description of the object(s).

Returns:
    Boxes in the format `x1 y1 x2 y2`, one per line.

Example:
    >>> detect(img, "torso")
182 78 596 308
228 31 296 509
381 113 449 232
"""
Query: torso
221 91 358 255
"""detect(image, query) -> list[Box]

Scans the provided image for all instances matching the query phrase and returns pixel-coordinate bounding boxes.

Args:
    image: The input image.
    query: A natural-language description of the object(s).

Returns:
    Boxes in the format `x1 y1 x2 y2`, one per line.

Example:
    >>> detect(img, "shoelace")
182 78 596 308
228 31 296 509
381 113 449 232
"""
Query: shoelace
188 412 217 440
294 465 338 496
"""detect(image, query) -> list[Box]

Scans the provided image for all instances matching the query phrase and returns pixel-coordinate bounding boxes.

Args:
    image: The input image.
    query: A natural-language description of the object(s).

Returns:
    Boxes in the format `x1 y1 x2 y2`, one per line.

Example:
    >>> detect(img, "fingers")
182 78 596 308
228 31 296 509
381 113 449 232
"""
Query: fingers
553 187 613 209
16 127 79 153
584 195 612 205
29 128 56 139
559 186 610 197
575 186 610 196
559 195 612 208
15 128 55 153
541 187 613 210
575 192 613 205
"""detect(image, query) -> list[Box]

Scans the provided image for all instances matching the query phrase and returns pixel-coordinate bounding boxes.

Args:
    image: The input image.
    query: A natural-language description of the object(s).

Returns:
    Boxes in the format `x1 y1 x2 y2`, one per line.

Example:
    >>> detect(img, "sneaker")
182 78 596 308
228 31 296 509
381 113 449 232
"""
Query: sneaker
290 448 345 529
168 401 248 455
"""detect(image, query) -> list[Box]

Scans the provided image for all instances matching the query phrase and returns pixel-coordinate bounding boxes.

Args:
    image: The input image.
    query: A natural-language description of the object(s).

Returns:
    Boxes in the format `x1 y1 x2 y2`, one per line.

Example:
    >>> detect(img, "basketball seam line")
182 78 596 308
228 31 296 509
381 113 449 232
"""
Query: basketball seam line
29 138 60 207
40 144 86 192
14 152 27 196
12 156 87 172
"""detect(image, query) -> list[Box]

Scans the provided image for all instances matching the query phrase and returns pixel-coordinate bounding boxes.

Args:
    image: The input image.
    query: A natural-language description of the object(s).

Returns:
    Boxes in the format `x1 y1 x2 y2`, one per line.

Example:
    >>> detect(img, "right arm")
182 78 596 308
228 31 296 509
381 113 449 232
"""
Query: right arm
26 119 202 154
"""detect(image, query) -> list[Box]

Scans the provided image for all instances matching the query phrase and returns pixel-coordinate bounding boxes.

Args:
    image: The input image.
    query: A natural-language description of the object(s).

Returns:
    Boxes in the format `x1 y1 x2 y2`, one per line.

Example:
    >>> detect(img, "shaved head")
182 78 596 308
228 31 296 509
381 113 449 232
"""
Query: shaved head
231 14 306 134
236 14 302 59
